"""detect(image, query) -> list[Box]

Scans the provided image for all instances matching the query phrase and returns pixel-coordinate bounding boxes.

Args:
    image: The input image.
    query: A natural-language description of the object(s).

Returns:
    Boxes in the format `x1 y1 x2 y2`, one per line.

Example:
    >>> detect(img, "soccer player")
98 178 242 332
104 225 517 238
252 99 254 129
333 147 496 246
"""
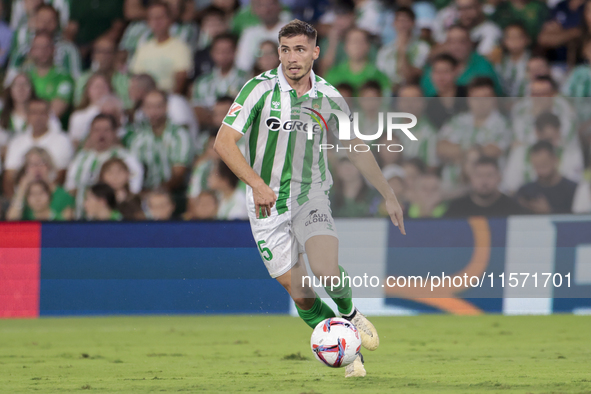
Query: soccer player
213 19 406 378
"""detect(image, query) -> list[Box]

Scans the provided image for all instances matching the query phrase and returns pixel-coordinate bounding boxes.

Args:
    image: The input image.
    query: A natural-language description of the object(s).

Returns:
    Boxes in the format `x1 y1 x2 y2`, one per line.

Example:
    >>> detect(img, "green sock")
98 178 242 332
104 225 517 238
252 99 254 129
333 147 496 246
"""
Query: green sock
296 295 336 329
324 266 354 316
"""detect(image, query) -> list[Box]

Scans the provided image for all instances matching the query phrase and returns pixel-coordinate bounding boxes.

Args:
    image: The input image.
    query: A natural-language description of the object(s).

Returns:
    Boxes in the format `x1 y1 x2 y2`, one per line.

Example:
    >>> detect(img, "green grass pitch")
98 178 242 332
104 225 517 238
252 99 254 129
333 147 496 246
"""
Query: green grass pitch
0 314 590 393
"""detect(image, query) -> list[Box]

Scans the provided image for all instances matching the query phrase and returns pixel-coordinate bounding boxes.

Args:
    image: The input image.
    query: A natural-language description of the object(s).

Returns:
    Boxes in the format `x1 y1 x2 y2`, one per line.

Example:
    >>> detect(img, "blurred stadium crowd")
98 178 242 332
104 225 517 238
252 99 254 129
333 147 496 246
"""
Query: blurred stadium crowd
0 0 590 221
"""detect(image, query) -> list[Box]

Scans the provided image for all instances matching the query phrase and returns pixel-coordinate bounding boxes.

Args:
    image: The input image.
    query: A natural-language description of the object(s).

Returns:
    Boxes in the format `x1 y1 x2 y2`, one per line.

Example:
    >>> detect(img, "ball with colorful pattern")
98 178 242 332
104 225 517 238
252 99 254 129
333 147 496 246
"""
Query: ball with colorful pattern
310 317 361 368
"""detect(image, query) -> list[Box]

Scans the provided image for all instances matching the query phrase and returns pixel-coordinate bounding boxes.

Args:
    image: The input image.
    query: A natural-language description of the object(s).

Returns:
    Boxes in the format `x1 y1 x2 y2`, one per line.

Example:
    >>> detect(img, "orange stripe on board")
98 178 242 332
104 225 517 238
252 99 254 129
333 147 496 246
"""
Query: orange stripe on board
385 217 491 315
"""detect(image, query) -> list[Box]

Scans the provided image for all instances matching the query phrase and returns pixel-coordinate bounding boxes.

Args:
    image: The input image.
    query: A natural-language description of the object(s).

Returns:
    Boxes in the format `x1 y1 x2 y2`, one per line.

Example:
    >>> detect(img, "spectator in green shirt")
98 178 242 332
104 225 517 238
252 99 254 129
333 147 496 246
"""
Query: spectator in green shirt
421 25 503 97
324 28 392 96
17 32 74 120
5 146 74 221
491 0 549 42
84 182 123 221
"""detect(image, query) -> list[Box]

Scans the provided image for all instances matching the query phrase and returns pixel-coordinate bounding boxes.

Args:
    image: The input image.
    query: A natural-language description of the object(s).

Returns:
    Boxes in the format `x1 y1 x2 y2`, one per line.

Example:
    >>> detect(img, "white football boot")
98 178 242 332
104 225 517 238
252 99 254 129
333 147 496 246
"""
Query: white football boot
342 308 379 351
345 353 366 378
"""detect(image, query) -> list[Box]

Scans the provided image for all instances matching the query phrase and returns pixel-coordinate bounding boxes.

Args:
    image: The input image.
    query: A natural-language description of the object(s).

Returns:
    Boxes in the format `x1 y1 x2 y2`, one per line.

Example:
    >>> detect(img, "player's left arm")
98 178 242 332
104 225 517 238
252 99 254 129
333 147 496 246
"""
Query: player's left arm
342 138 406 235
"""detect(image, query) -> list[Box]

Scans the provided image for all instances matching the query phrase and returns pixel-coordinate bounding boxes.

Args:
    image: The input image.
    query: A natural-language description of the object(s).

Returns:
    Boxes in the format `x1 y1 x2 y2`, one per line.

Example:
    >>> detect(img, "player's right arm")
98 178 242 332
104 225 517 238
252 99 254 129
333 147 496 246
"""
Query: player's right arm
214 124 276 218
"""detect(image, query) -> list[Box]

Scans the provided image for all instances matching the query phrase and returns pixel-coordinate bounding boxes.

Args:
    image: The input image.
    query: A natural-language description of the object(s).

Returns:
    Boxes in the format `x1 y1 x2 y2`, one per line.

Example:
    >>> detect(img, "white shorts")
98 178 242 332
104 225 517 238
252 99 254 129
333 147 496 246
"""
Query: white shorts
249 196 338 278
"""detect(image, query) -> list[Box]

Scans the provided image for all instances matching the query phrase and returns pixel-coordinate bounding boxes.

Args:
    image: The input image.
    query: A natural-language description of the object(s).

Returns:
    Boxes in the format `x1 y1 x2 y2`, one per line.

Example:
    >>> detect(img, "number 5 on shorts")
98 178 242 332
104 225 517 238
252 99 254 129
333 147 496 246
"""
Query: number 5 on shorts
257 240 273 261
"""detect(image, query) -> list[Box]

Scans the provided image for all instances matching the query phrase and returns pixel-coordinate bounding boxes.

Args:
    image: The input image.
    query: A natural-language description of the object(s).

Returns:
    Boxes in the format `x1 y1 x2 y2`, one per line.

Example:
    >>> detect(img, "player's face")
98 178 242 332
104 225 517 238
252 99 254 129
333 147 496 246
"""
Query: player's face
89 119 116 151
470 164 500 198
143 92 168 125
279 35 319 82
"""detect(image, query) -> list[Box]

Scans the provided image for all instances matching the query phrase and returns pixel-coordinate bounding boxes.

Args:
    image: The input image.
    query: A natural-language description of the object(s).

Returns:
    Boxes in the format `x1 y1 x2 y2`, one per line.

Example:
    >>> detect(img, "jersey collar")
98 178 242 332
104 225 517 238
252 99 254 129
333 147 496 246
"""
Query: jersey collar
276 65 318 99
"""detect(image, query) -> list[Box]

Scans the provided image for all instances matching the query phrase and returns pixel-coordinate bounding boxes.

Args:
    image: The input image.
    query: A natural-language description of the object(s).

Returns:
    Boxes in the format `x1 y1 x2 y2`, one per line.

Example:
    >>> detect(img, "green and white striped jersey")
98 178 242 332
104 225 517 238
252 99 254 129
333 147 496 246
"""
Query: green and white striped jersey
191 67 248 108
9 31 82 79
561 65 591 122
223 66 351 216
439 110 512 153
126 120 193 189
65 146 144 218
497 52 529 97
401 117 439 167
119 21 198 61
510 96 578 146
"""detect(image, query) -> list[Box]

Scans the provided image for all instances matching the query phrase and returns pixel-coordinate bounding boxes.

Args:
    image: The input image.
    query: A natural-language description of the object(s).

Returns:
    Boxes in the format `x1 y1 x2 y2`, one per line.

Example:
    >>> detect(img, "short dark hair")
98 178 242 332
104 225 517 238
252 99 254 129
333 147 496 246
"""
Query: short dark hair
211 32 238 49
504 23 528 37
533 75 557 91
535 112 561 131
216 160 239 189
199 5 226 22
91 113 118 131
89 183 117 210
148 0 172 18
278 19 317 45
395 6 416 21
431 53 458 68
474 156 499 170
335 83 354 94
467 77 495 94
359 80 382 93
529 140 555 156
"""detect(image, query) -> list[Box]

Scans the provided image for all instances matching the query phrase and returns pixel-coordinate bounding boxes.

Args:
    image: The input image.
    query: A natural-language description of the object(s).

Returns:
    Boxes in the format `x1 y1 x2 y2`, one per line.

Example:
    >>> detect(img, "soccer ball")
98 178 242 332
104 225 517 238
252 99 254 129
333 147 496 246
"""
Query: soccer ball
310 317 361 368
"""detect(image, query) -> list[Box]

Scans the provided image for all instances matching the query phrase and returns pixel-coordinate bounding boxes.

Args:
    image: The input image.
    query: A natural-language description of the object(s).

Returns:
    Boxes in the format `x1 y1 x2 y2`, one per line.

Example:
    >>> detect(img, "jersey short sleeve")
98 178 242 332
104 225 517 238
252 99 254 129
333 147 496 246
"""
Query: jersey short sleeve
323 93 354 141
222 78 267 134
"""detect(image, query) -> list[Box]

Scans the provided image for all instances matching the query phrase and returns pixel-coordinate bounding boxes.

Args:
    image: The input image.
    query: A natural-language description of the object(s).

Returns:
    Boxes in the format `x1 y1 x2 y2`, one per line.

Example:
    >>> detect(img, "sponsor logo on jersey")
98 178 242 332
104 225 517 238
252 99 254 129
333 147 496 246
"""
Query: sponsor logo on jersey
305 211 333 227
265 116 281 131
227 103 242 117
